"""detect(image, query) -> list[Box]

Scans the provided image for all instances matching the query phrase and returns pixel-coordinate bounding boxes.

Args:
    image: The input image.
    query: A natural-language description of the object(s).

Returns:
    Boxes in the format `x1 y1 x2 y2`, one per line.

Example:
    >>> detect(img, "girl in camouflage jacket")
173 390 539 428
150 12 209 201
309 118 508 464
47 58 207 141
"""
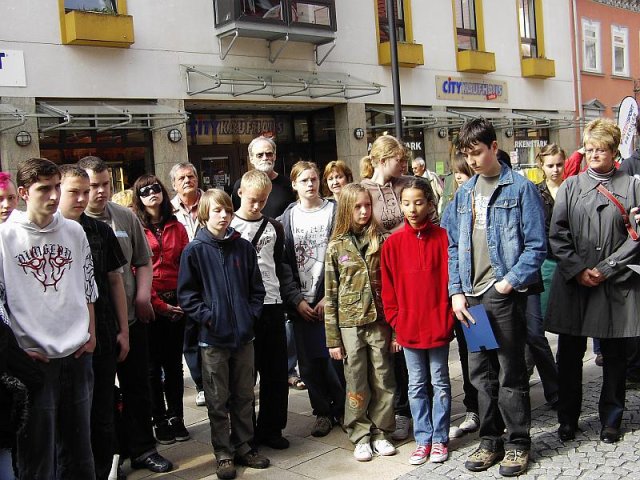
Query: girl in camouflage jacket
324 184 396 462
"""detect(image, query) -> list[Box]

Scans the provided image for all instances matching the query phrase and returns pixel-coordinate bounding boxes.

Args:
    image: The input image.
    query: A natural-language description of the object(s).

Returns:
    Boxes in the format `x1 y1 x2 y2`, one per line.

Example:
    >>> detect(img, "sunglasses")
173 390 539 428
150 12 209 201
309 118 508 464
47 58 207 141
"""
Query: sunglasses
139 183 162 197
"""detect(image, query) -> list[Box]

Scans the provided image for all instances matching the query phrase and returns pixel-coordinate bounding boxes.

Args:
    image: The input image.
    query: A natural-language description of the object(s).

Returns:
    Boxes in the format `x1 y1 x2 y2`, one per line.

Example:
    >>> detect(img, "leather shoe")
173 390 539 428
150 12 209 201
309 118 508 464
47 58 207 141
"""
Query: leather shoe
262 435 290 449
131 452 173 473
600 426 621 444
558 424 575 441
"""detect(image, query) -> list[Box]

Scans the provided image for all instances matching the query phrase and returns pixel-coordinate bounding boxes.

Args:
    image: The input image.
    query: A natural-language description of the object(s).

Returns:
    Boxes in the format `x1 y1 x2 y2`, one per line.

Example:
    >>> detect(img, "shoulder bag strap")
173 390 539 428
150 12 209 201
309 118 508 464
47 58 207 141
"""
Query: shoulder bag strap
251 217 270 248
595 184 639 241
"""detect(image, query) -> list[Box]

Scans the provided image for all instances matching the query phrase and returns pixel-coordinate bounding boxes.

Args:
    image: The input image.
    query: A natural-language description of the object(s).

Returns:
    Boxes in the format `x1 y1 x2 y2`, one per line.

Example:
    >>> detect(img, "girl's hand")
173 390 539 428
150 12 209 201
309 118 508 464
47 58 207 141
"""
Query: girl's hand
314 297 326 320
390 340 402 353
165 305 184 321
329 347 345 360
296 300 318 322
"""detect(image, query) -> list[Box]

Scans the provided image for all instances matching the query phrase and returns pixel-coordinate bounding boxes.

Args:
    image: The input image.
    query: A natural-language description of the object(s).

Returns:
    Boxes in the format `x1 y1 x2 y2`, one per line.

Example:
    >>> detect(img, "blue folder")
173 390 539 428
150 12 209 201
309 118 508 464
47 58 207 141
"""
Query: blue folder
461 304 499 352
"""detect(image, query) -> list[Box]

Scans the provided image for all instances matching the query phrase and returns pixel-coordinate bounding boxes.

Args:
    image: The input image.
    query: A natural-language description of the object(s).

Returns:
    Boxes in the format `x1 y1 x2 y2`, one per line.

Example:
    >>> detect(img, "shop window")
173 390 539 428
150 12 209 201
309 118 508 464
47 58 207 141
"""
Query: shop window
455 0 477 51
518 0 537 58
582 19 601 73
377 0 407 43
612 25 629 77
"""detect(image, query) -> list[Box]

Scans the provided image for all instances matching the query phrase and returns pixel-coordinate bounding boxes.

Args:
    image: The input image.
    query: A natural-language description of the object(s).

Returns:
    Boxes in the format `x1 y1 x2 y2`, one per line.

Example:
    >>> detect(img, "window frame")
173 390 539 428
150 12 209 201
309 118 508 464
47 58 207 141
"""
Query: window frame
518 0 538 58
455 0 478 51
64 0 118 13
376 0 408 44
582 18 601 73
611 24 629 77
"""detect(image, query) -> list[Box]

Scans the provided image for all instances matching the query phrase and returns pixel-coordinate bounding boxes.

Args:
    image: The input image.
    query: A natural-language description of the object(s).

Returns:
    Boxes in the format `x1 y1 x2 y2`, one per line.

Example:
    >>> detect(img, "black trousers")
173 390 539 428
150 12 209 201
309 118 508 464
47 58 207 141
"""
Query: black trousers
91 349 117 480
148 316 186 422
454 319 479 413
557 335 628 429
116 321 157 460
253 304 289 438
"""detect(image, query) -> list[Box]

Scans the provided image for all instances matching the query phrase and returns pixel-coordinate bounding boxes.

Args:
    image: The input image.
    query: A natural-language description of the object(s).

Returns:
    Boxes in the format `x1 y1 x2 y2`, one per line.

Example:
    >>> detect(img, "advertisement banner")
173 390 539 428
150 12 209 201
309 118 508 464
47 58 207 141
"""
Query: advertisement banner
617 96 638 160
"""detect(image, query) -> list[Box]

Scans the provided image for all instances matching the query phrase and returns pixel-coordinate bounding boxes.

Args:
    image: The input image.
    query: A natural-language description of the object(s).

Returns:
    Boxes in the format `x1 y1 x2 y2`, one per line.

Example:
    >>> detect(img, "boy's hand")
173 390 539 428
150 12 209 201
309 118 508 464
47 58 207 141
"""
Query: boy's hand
135 296 155 323
116 331 130 362
26 350 50 363
494 279 513 295
452 294 475 328
390 340 402 353
165 305 184 322
74 334 96 358
296 300 318 322
329 347 345 360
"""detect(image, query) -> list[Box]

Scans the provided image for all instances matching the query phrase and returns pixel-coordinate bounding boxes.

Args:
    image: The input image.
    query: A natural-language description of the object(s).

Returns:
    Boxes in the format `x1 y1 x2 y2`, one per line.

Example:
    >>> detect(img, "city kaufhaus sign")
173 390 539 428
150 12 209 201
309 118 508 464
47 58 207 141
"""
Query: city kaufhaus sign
436 76 508 103
0 49 27 87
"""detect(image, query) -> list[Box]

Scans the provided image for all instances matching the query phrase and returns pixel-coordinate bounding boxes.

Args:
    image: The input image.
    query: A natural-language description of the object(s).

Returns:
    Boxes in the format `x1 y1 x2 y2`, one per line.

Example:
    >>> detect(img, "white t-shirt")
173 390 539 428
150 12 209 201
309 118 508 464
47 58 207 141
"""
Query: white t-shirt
290 200 334 302
231 215 282 304
0 210 98 358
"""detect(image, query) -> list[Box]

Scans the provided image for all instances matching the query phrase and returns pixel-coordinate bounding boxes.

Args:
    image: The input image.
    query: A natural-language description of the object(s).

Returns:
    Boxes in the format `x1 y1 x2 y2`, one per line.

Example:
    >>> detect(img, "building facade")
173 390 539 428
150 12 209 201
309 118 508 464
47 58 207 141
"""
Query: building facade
1 0 576 190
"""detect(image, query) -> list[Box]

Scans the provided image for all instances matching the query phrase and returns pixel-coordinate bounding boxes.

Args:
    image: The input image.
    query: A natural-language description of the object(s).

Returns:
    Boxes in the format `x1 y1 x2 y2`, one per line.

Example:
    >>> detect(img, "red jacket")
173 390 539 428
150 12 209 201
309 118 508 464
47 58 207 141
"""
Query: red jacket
381 221 453 349
144 217 189 315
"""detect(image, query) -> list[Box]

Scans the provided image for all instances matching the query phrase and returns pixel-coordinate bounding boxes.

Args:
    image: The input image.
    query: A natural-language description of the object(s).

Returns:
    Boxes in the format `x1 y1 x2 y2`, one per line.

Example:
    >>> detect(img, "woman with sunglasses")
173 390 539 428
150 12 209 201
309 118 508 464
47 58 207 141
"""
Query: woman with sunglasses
133 175 190 445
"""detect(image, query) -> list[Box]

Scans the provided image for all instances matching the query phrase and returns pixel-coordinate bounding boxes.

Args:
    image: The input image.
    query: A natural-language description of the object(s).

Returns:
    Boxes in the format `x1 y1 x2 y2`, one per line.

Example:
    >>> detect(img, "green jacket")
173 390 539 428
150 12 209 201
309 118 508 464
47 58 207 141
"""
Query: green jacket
324 232 385 348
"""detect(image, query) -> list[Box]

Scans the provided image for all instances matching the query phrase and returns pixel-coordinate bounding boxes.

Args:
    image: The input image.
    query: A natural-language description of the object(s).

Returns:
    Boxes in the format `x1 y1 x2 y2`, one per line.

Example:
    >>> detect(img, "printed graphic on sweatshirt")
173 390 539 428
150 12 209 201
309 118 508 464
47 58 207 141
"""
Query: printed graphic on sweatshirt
473 193 491 231
373 188 403 232
84 251 97 301
293 224 329 300
15 244 73 292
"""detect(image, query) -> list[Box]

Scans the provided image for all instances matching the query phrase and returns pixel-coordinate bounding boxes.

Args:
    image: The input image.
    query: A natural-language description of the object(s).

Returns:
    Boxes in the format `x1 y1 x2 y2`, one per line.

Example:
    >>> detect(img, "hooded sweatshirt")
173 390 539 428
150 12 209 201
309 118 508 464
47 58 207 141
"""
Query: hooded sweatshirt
0 210 98 358
178 227 265 349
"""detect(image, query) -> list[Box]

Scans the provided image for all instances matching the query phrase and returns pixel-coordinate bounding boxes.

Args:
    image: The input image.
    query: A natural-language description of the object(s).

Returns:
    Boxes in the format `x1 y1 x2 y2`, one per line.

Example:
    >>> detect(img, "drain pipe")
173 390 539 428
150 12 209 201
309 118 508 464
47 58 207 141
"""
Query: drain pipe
572 0 583 129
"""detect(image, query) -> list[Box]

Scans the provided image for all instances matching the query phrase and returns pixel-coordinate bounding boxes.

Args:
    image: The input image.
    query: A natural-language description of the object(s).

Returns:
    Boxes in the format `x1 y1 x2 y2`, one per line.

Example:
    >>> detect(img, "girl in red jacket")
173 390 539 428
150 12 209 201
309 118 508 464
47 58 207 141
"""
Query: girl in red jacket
380 177 454 465
133 174 190 445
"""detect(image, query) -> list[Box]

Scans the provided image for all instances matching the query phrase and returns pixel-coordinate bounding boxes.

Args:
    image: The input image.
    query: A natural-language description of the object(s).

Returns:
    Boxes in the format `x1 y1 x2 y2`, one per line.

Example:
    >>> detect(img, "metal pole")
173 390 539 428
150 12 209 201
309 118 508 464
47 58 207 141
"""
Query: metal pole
386 0 403 140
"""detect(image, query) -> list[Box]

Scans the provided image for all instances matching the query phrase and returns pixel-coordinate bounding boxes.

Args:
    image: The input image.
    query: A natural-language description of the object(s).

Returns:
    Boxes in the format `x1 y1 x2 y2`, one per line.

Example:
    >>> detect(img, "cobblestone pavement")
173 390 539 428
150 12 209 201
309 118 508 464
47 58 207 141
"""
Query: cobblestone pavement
401 380 640 480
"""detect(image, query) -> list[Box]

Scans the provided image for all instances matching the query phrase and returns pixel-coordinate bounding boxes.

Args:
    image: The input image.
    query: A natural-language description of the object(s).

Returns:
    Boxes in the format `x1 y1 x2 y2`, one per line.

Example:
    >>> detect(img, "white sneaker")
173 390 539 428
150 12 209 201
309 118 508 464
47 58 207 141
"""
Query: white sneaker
459 412 479 432
372 439 396 456
391 415 411 441
449 425 464 438
195 390 206 407
354 442 373 462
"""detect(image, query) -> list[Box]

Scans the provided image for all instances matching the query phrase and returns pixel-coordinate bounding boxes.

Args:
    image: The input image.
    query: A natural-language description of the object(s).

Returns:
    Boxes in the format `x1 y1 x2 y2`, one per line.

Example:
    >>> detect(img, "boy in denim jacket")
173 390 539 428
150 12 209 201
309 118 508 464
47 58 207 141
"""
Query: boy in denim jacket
443 119 546 477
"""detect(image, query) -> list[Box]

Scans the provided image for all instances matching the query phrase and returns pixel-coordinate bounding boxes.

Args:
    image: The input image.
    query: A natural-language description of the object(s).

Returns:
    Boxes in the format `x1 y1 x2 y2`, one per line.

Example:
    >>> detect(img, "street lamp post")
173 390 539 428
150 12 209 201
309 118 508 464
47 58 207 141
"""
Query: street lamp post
386 0 403 140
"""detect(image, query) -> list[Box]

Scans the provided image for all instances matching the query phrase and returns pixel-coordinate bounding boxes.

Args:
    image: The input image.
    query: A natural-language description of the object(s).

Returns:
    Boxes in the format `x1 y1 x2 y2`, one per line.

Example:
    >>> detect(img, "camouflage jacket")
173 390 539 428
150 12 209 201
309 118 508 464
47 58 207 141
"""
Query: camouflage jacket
324 233 385 348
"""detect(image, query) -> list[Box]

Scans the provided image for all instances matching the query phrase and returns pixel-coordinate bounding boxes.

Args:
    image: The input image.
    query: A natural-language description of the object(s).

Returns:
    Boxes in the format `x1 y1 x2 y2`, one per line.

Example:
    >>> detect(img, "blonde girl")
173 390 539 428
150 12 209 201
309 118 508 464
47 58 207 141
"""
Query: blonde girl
324 183 396 462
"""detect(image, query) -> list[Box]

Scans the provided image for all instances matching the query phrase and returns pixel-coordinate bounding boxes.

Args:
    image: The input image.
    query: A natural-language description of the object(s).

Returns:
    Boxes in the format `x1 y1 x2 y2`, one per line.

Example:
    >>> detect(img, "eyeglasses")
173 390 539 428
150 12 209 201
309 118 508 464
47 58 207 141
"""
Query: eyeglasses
585 148 609 156
254 151 275 159
139 183 162 197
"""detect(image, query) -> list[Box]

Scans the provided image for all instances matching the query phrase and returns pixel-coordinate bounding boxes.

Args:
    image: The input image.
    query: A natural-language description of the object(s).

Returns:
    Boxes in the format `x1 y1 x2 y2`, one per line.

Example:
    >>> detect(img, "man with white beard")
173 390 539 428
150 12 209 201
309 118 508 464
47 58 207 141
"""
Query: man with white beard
232 136 296 218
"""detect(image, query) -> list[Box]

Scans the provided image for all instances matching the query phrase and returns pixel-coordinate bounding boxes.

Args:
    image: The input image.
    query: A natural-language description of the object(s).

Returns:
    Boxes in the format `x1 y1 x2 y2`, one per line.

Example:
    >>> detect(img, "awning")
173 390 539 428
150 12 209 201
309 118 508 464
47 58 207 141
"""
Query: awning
368 107 579 131
184 66 382 100
0 103 28 133
36 100 188 132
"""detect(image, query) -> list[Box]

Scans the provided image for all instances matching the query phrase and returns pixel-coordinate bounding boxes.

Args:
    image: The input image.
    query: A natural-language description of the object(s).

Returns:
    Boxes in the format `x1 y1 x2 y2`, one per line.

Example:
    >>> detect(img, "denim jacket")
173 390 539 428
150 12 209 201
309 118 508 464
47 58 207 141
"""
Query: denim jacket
443 164 547 296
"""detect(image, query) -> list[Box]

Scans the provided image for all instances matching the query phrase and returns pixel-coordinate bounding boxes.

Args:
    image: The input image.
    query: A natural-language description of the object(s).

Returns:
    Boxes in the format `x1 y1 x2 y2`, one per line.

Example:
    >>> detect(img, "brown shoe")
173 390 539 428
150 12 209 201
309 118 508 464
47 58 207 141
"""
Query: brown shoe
499 449 529 477
464 447 505 472
216 459 236 480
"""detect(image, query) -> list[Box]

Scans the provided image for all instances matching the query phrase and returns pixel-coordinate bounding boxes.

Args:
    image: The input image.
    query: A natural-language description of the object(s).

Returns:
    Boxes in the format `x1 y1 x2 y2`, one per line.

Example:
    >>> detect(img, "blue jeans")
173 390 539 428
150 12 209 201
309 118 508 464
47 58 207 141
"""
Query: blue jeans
403 345 451 445
0 448 14 480
16 354 95 479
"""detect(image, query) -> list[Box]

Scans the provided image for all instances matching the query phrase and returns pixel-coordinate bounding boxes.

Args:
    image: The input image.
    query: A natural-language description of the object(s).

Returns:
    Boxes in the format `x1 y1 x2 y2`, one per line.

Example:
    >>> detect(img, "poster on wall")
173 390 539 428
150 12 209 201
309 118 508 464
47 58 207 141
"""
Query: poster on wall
0 49 26 87
617 96 638 160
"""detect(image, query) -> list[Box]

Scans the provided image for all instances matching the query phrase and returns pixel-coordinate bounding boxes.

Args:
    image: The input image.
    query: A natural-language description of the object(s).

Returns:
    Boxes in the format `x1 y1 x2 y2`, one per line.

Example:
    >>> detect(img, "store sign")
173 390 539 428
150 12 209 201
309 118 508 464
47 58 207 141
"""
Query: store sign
514 139 548 148
188 114 290 145
436 76 508 103
0 49 26 87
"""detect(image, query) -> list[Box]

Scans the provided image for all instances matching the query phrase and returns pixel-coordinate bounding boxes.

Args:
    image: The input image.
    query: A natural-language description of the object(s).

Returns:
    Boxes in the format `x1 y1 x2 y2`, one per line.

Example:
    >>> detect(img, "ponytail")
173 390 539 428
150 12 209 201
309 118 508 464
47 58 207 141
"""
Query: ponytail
360 156 374 179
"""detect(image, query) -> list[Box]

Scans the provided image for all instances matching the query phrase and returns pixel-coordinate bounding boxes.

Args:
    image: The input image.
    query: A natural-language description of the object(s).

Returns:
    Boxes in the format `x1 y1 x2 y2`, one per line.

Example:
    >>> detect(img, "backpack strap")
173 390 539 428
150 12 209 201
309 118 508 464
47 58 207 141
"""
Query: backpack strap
595 184 639 241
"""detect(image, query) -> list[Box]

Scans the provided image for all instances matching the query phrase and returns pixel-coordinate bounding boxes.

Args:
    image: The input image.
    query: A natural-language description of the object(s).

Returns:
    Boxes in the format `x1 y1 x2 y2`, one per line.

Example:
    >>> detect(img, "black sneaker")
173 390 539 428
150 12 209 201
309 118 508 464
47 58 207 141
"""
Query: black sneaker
216 458 236 480
168 416 190 442
131 452 173 473
154 419 176 445
262 434 290 449
311 415 333 437
234 449 270 469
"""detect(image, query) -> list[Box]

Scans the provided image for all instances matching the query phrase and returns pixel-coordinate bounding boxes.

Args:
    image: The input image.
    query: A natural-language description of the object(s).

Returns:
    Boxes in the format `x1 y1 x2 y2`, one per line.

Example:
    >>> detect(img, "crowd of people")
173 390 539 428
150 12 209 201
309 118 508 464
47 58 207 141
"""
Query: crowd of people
1 116 640 480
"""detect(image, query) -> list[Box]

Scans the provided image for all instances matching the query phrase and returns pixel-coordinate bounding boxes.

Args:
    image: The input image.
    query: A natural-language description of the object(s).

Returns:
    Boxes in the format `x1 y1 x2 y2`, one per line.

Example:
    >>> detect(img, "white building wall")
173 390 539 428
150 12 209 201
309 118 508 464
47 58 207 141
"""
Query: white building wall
1 0 574 112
